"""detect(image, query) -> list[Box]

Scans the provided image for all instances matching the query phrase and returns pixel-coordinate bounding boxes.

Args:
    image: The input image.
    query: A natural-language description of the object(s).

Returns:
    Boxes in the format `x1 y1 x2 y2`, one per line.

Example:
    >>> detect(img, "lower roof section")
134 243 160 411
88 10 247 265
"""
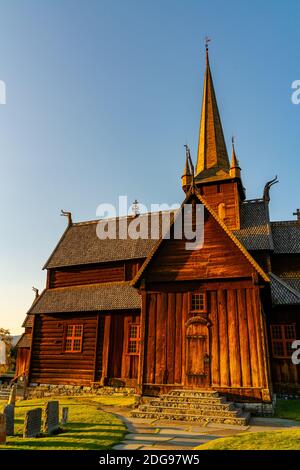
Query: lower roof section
270 273 300 306
27 281 141 315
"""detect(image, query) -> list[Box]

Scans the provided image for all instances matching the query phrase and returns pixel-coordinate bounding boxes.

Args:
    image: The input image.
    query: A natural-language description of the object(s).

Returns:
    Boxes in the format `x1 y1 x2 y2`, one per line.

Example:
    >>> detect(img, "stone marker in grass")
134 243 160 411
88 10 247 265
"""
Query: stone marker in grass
61 407 69 425
43 401 59 435
23 408 42 438
4 404 14 436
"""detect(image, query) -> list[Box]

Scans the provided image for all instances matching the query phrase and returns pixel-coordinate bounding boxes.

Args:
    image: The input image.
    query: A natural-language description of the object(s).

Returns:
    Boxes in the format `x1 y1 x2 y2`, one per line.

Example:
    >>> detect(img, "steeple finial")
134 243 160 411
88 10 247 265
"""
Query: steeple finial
181 144 193 192
205 36 211 65
230 136 241 178
196 43 230 179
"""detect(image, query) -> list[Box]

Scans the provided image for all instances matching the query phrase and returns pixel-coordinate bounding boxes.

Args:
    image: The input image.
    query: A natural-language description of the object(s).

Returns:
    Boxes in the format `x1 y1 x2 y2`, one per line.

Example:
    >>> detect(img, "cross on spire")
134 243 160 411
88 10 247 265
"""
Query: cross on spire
293 209 300 221
132 199 140 217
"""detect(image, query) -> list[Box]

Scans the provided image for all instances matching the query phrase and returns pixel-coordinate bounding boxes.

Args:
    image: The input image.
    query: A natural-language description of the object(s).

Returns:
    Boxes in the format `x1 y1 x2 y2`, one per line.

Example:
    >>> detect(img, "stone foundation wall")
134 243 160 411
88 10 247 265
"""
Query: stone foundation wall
235 402 274 416
27 383 136 399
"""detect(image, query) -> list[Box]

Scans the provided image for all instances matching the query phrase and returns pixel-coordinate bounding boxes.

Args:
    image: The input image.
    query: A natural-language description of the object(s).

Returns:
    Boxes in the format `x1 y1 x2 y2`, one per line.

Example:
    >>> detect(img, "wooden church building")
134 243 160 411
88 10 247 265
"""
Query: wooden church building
17 47 300 404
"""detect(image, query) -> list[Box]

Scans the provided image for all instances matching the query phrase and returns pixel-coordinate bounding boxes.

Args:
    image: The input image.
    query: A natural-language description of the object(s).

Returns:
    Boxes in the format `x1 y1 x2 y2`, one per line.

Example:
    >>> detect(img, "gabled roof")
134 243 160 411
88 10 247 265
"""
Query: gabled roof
234 199 273 251
22 314 34 328
132 188 269 285
27 281 141 315
15 333 31 348
270 273 300 305
44 214 174 269
271 221 300 254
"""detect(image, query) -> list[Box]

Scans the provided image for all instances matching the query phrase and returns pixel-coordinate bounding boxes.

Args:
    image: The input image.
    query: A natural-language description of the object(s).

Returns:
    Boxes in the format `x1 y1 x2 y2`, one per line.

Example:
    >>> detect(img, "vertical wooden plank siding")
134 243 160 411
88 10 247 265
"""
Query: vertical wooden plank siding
237 289 252 387
174 293 182 384
210 291 220 386
137 291 147 390
93 314 100 382
166 293 175 384
227 290 242 387
101 315 111 385
246 289 260 388
218 290 230 386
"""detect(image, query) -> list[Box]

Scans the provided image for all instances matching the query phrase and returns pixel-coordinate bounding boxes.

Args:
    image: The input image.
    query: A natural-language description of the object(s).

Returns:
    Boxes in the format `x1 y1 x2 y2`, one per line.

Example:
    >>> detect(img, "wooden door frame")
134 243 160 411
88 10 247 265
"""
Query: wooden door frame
184 315 211 388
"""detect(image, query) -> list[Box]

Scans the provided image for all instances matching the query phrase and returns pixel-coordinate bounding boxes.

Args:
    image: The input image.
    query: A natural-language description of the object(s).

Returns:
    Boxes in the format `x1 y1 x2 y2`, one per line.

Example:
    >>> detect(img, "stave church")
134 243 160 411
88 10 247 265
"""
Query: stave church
16 46 300 413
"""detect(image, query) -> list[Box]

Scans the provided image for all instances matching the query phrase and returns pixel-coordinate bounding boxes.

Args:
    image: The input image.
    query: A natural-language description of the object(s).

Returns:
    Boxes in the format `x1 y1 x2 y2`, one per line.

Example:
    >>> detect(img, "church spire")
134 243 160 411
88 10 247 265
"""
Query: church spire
229 137 241 179
181 145 192 192
196 43 230 179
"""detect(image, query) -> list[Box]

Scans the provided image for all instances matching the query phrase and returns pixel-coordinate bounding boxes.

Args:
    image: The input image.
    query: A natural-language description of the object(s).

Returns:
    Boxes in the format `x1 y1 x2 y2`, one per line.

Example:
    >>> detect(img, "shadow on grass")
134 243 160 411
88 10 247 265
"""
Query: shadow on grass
66 422 124 429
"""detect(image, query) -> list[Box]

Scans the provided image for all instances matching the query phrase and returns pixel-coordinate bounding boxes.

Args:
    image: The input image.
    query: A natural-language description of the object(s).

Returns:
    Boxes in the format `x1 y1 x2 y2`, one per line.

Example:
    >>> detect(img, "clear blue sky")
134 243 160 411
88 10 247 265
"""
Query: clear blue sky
0 0 299 333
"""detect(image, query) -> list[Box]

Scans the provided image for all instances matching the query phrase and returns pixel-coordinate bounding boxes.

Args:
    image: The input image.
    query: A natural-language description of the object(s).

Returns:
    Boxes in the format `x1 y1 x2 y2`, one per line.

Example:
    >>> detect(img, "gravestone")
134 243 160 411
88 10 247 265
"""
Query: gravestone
4 404 14 436
43 401 59 435
61 407 69 425
23 408 42 438
0 414 6 444
8 384 16 406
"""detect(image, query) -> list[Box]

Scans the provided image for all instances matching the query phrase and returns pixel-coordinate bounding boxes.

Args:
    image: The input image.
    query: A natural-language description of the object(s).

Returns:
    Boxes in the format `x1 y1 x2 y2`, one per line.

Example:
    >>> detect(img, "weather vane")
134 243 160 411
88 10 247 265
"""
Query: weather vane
205 35 211 50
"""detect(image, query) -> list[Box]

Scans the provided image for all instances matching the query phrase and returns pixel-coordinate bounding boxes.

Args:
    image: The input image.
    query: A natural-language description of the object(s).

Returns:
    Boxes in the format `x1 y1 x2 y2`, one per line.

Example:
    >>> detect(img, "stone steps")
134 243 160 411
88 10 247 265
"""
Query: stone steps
131 410 250 426
149 400 233 410
0 390 10 399
158 396 227 405
138 405 240 418
132 389 250 426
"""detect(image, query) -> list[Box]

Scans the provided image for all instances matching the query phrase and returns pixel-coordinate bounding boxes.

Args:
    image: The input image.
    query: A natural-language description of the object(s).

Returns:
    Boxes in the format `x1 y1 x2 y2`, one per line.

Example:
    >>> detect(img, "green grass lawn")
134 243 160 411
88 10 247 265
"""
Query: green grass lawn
0 395 130 450
196 400 300 450
196 429 300 450
275 399 300 421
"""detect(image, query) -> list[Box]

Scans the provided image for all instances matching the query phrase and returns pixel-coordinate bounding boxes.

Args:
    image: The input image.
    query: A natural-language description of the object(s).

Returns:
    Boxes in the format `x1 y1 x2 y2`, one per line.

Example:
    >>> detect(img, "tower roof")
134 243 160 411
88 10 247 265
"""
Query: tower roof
196 46 230 180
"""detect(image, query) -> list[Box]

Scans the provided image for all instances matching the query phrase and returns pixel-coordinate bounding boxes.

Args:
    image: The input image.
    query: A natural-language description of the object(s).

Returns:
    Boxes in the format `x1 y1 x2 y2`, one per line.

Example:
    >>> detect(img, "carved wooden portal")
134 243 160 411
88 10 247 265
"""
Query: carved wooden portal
185 316 210 388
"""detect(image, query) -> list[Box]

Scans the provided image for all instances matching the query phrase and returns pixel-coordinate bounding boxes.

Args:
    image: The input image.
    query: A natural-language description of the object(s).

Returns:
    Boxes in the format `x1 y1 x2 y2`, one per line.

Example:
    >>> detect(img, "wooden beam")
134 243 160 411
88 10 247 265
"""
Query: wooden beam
137 290 147 395
93 314 100 382
100 315 111 385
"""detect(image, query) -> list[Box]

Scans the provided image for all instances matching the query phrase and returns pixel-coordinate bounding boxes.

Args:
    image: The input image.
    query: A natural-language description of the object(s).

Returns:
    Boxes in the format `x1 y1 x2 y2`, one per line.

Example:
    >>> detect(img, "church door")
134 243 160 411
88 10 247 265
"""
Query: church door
185 316 210 388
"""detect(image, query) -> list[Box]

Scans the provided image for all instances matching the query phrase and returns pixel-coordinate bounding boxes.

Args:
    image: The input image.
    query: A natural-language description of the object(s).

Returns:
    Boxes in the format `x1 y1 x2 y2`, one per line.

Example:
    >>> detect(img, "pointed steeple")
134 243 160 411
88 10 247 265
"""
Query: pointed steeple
181 145 192 192
229 137 241 179
196 45 230 179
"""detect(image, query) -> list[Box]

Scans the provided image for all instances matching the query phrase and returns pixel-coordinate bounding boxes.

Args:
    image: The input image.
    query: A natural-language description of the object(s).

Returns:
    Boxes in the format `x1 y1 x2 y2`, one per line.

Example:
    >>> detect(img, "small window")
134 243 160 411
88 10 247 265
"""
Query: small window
127 324 141 355
64 324 83 353
190 293 206 313
271 324 296 359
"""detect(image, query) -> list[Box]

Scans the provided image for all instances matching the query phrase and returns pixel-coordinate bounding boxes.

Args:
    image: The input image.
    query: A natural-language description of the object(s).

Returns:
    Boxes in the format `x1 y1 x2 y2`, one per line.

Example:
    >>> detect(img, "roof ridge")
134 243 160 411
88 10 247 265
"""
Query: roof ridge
269 273 300 299
45 280 130 292
243 198 264 204
132 188 270 285
73 209 179 226
271 220 299 226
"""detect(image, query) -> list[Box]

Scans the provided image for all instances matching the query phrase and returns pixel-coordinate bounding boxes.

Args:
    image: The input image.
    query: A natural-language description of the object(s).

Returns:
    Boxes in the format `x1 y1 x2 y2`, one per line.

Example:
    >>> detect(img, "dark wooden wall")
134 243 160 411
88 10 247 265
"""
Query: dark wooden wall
107 312 140 382
268 306 300 392
30 313 98 385
49 260 144 288
198 181 241 230
29 311 140 386
143 281 271 401
146 210 253 282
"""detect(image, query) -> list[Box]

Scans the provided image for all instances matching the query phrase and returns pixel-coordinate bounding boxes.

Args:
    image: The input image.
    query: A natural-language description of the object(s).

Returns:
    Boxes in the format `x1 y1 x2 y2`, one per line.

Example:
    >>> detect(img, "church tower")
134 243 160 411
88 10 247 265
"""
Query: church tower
182 45 245 230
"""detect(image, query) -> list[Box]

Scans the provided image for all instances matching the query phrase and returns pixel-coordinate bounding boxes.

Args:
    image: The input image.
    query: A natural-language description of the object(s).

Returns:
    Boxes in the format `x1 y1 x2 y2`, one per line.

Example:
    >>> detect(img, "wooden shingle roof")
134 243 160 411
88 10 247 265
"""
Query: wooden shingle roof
44 201 275 270
44 213 176 269
234 199 273 251
27 282 141 315
15 333 31 348
271 221 300 254
270 273 300 305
